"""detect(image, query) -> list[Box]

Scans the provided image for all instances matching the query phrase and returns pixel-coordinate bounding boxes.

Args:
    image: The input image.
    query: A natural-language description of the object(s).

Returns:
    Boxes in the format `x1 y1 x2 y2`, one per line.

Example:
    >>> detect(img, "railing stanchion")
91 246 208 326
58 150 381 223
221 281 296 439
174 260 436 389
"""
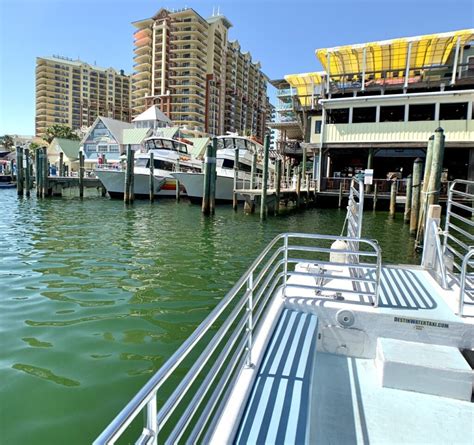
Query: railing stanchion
283 235 288 297
146 394 158 445
246 273 253 367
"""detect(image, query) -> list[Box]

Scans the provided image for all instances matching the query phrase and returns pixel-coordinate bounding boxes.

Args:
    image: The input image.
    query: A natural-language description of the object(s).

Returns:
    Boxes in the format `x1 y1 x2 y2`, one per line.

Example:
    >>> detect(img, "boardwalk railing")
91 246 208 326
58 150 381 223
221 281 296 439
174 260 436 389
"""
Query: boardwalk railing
238 172 315 192
94 232 381 445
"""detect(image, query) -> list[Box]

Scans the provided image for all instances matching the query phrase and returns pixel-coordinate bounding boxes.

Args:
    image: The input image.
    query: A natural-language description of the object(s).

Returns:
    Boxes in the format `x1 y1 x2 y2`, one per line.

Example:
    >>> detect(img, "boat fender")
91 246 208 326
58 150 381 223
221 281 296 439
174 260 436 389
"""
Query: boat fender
330 240 348 263
336 309 355 328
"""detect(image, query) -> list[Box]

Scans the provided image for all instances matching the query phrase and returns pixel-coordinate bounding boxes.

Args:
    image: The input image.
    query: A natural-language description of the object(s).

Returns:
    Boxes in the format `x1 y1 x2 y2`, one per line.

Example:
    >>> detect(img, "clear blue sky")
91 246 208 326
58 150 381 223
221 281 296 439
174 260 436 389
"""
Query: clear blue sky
0 0 472 135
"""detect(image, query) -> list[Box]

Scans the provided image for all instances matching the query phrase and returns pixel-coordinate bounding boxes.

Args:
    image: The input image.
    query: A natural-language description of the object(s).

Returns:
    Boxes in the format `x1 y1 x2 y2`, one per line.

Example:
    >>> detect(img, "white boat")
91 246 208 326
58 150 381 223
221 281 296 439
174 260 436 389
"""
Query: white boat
95 136 201 198
172 135 272 203
95 179 474 445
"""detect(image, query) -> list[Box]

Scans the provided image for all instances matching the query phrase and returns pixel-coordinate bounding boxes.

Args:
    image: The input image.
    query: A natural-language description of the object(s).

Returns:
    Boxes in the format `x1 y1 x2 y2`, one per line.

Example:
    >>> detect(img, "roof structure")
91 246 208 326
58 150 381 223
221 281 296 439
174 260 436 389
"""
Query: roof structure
123 128 152 145
98 117 134 144
153 126 181 139
132 105 172 125
186 137 210 158
50 138 81 160
284 72 325 107
316 29 474 79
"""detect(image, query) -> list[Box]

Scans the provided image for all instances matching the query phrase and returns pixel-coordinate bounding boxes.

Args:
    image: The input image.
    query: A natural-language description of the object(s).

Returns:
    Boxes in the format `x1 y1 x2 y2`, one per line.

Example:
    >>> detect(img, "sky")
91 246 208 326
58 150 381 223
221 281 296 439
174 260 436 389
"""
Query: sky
0 0 472 136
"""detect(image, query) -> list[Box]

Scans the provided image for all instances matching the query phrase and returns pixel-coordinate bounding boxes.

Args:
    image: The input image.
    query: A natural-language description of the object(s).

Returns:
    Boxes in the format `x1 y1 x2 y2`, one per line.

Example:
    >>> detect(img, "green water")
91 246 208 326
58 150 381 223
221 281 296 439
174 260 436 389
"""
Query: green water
0 189 418 444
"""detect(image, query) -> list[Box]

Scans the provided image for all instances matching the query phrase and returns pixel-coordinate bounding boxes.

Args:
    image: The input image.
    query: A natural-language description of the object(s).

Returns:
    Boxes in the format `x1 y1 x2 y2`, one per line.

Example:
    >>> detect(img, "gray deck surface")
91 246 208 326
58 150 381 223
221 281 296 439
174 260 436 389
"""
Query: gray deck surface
234 309 318 445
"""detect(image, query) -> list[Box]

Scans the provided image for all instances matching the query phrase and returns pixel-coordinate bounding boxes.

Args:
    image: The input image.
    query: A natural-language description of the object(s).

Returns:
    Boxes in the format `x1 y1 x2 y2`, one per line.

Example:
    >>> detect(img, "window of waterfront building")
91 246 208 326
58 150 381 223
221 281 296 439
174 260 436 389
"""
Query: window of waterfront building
439 102 468 120
353 107 377 123
314 120 322 133
327 108 349 124
380 105 405 122
409 104 435 121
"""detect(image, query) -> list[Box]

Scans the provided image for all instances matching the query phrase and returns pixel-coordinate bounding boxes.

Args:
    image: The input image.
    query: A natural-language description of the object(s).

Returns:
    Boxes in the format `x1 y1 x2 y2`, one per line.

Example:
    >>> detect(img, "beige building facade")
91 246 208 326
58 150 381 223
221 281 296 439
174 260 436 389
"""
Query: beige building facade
131 8 269 139
35 56 131 137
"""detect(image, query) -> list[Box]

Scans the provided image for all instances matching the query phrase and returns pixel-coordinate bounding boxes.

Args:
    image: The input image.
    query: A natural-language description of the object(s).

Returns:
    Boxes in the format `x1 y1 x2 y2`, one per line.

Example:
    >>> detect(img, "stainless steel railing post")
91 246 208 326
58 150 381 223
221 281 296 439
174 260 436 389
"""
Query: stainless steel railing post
459 249 474 317
283 235 288 298
146 394 158 445
246 273 253 367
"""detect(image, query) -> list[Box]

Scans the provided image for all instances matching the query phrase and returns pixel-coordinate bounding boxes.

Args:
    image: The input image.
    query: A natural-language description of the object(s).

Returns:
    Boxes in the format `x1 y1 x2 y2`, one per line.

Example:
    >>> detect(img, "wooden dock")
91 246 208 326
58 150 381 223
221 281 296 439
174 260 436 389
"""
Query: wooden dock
44 176 105 197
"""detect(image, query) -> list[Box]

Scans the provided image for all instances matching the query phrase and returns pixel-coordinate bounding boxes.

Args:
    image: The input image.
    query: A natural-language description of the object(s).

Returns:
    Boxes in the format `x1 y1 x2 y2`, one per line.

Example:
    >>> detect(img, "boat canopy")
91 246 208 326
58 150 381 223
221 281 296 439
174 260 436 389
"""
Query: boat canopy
284 72 325 107
316 29 474 79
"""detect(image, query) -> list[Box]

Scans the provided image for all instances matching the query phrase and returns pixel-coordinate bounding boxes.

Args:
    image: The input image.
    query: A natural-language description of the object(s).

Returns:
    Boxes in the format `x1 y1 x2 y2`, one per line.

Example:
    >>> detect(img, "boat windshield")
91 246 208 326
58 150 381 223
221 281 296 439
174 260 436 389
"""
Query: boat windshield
217 137 258 154
145 139 188 155
135 158 175 171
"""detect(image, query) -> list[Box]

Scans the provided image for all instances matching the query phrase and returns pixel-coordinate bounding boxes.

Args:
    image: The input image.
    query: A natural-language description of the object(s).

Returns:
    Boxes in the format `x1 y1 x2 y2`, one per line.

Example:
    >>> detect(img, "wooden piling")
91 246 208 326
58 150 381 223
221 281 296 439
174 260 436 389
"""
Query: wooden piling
260 135 270 220
372 185 378 211
59 152 64 177
410 157 423 235
302 145 307 189
129 148 135 203
296 166 302 210
338 181 343 208
209 138 217 214
275 159 282 216
43 147 49 197
404 174 412 223
16 146 23 196
24 148 30 197
175 158 180 202
79 150 84 199
232 147 239 211
149 151 154 202
417 136 434 232
201 144 215 215
123 145 132 203
365 147 374 193
35 149 40 196
427 127 445 207
389 180 397 217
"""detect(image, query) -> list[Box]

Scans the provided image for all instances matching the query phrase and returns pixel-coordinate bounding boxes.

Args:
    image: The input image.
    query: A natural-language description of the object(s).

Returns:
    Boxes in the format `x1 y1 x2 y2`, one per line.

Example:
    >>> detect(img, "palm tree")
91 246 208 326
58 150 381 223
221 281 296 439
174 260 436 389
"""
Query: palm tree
44 125 80 144
1 135 14 151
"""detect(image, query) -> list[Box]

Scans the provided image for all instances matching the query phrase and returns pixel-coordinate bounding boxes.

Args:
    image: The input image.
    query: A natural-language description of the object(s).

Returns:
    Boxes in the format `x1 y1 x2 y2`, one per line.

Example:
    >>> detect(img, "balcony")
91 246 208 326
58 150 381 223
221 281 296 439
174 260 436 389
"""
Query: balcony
316 120 474 146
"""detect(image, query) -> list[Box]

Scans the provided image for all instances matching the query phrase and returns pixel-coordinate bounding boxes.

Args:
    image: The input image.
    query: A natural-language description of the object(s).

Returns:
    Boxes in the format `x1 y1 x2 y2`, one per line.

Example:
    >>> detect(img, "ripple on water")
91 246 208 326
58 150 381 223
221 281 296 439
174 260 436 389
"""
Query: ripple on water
0 190 418 445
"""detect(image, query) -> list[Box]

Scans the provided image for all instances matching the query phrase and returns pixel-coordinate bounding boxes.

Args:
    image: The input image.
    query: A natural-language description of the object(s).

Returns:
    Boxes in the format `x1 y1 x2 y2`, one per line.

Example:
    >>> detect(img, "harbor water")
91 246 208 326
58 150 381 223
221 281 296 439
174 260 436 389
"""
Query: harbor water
0 189 418 444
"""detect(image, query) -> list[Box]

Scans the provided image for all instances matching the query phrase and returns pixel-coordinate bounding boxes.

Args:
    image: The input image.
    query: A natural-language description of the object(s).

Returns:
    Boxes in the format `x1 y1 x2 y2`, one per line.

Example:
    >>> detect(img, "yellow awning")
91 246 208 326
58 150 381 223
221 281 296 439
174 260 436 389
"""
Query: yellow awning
316 29 474 79
284 72 324 107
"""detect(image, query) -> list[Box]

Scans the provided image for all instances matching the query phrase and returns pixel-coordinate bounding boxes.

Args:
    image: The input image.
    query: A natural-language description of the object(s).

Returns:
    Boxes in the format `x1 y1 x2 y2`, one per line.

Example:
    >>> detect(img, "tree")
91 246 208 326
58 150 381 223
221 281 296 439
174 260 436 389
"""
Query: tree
29 142 41 150
44 124 80 144
1 135 14 151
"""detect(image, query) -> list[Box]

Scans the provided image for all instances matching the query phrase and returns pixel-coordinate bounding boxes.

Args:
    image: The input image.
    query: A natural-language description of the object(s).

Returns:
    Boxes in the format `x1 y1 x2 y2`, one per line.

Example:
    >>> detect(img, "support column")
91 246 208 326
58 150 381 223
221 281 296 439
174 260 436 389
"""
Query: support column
427 127 445 206
389 180 397 217
404 174 412 223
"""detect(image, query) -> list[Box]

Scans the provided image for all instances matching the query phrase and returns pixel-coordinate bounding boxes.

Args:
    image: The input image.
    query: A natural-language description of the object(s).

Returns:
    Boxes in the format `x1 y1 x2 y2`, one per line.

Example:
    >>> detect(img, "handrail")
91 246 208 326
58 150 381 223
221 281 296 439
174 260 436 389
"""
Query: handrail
458 247 474 317
422 219 449 289
94 232 382 445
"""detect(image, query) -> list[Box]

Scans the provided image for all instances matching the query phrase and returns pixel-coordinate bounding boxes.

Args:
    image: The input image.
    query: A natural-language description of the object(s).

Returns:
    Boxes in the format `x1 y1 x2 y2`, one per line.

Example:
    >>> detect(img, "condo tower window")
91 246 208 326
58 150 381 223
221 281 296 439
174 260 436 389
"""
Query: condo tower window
409 104 435 121
352 107 376 123
380 105 405 122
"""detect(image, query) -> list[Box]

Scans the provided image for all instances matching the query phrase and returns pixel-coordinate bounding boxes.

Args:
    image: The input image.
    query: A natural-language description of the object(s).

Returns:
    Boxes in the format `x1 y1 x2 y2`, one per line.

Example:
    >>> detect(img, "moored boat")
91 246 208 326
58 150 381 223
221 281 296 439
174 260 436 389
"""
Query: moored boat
0 175 15 189
95 136 201 199
172 135 273 203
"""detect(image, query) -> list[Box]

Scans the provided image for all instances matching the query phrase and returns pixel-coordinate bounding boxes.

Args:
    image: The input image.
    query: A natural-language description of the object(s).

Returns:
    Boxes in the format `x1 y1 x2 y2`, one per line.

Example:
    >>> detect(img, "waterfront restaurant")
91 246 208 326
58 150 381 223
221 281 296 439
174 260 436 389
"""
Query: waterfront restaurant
270 29 474 192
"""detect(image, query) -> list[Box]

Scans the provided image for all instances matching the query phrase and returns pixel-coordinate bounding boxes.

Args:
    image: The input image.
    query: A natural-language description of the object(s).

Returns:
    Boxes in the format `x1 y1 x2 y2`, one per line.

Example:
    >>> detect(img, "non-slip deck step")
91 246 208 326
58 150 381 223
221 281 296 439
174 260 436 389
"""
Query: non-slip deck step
234 309 318 445
376 338 473 401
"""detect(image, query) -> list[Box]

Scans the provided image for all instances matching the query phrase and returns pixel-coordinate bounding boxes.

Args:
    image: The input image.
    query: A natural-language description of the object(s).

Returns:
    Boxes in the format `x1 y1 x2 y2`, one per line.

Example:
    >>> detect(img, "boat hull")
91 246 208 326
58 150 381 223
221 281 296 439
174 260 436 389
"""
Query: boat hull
172 172 246 203
95 170 184 199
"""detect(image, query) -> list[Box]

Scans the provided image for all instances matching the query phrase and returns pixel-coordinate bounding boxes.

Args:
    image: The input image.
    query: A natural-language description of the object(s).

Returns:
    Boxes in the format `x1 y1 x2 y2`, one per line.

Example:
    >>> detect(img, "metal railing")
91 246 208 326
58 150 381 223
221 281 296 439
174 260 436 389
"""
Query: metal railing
94 232 381 445
442 179 474 316
459 248 474 316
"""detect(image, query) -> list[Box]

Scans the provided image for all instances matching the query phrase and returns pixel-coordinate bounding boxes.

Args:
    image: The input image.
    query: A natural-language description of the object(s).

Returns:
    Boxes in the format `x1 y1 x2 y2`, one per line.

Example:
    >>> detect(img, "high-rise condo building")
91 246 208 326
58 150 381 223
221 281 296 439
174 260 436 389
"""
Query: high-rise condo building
35 55 131 137
131 8 269 139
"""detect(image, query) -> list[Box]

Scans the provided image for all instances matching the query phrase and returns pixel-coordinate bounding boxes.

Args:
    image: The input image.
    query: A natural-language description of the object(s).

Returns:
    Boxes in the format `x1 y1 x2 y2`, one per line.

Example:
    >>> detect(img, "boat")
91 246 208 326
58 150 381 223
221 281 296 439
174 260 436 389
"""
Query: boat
172 135 273 203
95 179 474 445
95 137 201 199
0 174 15 189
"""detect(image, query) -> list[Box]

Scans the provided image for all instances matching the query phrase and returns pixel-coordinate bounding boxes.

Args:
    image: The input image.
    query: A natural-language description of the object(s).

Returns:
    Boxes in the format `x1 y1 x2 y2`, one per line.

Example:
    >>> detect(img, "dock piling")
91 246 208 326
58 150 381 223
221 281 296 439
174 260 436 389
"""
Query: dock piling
79 150 84 199
16 146 23 196
43 147 49 198
260 135 270 220
233 148 239 211
35 149 40 197
24 148 30 197
296 166 302 210
373 185 378 211
59 152 64 177
202 142 216 215
275 159 282 215
250 152 257 190
338 182 343 208
302 145 307 189
427 127 445 207
149 151 154 202
175 157 180 202
410 157 423 235
209 138 217 215
404 174 412 223
389 180 397 217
